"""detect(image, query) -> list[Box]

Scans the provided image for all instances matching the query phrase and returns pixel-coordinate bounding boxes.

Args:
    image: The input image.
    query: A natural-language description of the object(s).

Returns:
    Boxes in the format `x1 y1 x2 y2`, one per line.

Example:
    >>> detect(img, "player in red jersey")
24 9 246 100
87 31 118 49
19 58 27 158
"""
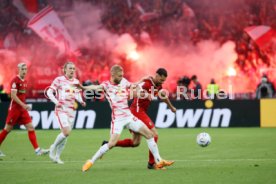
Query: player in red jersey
82 65 174 172
112 68 176 169
0 63 48 157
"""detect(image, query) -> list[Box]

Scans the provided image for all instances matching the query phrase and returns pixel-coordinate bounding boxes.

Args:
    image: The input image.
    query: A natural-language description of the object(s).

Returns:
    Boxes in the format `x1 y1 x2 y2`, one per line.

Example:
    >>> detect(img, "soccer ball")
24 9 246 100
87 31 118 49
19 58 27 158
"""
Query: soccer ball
196 132 211 147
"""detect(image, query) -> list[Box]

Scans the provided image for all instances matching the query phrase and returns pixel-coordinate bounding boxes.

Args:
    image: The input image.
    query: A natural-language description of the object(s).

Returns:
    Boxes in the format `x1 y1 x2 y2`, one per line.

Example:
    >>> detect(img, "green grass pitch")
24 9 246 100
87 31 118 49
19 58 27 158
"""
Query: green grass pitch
0 128 276 184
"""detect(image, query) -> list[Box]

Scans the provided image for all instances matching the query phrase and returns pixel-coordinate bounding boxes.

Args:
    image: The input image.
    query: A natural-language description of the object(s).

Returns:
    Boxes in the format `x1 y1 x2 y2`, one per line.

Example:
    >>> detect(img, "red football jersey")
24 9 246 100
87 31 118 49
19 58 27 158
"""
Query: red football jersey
9 76 28 110
130 77 162 112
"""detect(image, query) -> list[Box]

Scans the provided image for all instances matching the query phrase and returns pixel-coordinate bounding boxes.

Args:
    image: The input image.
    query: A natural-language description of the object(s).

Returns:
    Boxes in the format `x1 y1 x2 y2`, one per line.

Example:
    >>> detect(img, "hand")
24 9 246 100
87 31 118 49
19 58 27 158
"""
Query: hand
81 102 86 107
170 106 177 113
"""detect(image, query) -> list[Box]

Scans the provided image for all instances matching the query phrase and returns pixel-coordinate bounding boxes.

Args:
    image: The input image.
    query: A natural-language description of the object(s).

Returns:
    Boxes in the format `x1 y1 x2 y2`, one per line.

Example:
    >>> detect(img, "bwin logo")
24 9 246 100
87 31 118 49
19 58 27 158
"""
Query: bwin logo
155 103 232 128
20 110 96 129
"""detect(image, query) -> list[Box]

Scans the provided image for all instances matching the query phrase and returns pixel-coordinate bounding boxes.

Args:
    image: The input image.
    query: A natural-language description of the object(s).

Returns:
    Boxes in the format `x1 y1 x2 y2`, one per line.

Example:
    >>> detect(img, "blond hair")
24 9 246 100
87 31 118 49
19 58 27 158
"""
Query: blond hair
63 61 75 74
17 63 27 68
110 65 123 75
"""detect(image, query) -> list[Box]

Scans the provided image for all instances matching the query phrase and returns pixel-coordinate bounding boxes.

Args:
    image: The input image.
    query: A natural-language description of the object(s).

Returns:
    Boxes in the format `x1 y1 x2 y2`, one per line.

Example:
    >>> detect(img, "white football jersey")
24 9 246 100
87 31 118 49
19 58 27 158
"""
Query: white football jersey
101 78 132 121
50 76 81 112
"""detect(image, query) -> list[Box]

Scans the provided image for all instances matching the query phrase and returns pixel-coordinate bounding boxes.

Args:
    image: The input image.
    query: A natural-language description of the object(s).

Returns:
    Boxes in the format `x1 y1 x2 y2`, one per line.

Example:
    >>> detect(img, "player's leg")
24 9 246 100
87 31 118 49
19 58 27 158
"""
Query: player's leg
50 111 72 163
115 131 141 147
53 127 70 164
0 109 19 147
114 111 146 148
134 123 162 163
50 127 71 161
49 126 71 163
132 132 142 147
19 108 48 155
82 120 125 172
54 114 74 164
82 133 121 172
24 123 48 155
148 127 159 168
0 124 13 156
100 131 141 160
0 109 24 156
0 124 13 145
133 111 158 167
129 118 174 169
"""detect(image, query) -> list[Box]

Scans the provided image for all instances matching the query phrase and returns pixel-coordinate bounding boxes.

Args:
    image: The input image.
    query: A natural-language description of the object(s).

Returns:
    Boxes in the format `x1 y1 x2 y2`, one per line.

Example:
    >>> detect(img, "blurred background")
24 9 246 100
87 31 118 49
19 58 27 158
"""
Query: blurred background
0 0 276 101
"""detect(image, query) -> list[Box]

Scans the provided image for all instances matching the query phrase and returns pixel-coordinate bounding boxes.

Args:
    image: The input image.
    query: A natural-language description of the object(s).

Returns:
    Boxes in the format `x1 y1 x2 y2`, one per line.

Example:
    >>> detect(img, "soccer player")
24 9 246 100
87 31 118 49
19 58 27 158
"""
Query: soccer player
0 63 48 157
82 65 174 172
46 62 86 164
113 68 176 169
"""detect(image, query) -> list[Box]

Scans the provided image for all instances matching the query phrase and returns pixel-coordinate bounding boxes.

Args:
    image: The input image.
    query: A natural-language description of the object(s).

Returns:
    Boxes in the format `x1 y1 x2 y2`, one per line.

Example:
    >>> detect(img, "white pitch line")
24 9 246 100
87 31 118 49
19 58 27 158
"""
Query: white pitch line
0 158 275 164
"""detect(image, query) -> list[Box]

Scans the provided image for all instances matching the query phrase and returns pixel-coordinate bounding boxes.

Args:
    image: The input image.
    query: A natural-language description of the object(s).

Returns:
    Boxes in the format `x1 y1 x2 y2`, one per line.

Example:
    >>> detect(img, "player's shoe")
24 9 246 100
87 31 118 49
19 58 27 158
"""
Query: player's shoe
102 140 108 145
49 145 56 161
82 160 93 172
99 140 108 159
147 163 166 170
161 159 175 167
155 159 175 169
0 150 5 157
35 148 49 156
55 158 64 164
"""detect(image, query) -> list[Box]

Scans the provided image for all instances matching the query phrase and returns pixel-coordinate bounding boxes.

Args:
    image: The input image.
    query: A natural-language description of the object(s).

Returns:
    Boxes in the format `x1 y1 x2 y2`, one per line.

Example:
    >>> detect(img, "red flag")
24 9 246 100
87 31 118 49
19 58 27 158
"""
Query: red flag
244 25 276 49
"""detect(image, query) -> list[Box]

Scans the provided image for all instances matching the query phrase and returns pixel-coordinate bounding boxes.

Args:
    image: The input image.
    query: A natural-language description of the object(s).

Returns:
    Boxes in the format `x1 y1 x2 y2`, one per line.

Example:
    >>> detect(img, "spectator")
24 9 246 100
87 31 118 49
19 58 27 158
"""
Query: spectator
256 75 275 99
190 75 202 99
207 79 219 99
176 76 191 100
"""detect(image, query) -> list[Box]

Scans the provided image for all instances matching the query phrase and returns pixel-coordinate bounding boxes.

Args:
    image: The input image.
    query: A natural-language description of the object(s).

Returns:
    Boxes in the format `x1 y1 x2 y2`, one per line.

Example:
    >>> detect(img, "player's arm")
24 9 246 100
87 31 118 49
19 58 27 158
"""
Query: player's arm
46 87 59 105
46 78 62 106
80 84 103 91
10 90 31 110
75 88 86 107
159 89 176 113
129 84 152 100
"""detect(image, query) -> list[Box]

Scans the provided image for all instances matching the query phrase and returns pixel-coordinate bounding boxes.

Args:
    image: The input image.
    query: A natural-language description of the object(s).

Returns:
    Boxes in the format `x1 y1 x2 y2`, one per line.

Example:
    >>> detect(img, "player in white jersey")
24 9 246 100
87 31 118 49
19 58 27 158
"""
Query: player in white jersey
82 65 174 172
46 62 86 164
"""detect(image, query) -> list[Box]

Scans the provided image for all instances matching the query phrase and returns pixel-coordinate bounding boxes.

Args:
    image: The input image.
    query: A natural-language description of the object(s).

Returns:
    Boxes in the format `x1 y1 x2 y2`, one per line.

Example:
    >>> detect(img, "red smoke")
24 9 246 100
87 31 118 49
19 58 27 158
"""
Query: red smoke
0 50 18 92
1 1 270 95
65 2 258 93
128 41 242 93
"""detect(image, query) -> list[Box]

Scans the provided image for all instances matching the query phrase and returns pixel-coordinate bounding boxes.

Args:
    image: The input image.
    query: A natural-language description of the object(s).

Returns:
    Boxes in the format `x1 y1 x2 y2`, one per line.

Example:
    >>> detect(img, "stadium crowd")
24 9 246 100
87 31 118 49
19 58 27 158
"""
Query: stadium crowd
0 0 275 100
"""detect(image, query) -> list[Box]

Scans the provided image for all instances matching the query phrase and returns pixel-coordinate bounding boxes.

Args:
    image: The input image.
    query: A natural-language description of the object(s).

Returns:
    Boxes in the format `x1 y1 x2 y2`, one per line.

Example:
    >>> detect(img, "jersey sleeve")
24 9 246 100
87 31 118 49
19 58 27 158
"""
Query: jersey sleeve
158 85 163 92
125 79 132 88
74 79 84 103
100 81 108 91
142 81 151 92
50 77 60 90
10 78 18 91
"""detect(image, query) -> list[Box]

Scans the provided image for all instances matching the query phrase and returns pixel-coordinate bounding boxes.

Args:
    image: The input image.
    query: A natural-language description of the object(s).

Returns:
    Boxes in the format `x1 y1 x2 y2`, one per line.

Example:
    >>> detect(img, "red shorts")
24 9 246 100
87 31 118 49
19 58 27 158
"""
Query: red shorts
5 109 32 126
130 108 155 129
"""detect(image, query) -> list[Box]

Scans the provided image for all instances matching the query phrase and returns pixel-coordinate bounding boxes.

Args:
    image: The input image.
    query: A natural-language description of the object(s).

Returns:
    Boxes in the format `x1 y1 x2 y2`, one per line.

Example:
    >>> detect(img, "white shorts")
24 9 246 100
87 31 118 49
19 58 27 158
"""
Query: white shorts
110 115 144 135
55 110 75 129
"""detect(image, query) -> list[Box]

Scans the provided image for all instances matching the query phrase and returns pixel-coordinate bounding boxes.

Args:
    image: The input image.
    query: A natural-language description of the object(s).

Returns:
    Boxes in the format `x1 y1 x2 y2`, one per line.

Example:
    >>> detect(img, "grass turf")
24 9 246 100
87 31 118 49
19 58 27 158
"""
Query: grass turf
0 128 275 184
